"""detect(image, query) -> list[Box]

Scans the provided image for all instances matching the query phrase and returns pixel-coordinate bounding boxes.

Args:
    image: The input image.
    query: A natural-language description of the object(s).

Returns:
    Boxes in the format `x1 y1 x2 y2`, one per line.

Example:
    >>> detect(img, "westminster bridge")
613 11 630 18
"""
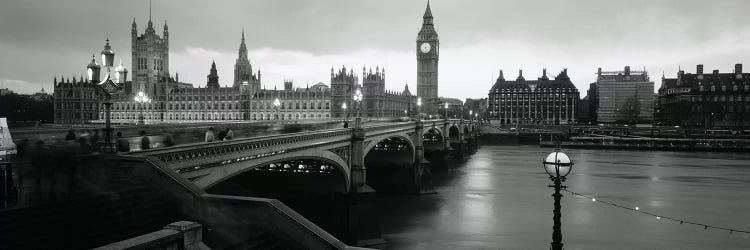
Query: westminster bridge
108 118 479 248
1 118 481 249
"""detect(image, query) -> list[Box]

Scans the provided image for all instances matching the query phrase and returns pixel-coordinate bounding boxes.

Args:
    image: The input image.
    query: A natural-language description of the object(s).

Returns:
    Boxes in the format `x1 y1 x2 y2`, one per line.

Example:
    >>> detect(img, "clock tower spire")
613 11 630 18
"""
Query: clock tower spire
417 1 439 115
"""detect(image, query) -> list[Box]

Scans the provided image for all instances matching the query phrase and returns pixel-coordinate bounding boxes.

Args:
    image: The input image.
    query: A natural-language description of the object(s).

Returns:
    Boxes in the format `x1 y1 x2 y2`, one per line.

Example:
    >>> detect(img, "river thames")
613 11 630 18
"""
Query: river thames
377 145 750 249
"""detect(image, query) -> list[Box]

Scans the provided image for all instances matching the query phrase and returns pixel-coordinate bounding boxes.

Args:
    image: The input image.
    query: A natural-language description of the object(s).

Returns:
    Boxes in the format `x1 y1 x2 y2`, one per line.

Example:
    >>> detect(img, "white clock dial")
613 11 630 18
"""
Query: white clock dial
420 42 431 53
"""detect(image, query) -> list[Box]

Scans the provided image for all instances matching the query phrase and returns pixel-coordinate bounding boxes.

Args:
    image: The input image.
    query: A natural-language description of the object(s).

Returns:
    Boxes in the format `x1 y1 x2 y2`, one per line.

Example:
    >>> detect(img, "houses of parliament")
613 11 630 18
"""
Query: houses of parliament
53 5 424 125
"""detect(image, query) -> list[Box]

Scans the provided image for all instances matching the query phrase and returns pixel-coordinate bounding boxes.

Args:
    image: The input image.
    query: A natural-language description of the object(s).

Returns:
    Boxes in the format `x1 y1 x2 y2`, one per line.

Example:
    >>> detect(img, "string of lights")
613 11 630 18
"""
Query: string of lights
562 189 750 235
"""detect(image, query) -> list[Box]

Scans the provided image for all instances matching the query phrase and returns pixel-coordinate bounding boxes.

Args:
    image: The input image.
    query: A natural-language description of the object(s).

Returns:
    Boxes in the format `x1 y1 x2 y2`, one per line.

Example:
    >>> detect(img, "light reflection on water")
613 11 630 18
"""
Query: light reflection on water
377 145 750 250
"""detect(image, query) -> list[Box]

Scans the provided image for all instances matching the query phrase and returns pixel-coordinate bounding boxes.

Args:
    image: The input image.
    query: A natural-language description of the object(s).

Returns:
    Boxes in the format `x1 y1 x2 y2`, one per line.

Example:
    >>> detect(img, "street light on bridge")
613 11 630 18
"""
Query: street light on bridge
417 97 422 120
133 91 151 125
353 88 363 128
444 102 449 119
542 147 574 250
342 102 348 122
273 98 281 120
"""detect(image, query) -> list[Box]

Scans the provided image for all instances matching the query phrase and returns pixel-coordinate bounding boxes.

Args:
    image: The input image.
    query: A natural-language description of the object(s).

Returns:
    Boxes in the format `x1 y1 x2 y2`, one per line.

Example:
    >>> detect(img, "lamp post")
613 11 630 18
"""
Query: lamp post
417 97 422 120
133 91 151 125
273 98 281 120
542 147 574 250
342 102 348 122
353 88 363 128
97 78 122 153
444 102 449 120
469 110 473 122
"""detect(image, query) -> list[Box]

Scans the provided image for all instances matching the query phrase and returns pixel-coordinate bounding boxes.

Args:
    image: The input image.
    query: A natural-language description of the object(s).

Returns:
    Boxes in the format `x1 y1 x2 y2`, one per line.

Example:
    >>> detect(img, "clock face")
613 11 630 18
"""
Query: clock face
420 42 431 53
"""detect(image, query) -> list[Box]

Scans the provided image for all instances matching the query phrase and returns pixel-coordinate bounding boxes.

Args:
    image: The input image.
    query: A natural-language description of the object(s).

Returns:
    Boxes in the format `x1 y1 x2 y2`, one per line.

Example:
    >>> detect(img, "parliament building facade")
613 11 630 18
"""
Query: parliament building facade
54 9 421 124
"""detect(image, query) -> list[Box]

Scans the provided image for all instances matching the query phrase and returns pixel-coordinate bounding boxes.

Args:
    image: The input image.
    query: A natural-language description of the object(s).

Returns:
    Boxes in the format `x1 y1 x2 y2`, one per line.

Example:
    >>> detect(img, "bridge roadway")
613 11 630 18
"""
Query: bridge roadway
127 118 481 245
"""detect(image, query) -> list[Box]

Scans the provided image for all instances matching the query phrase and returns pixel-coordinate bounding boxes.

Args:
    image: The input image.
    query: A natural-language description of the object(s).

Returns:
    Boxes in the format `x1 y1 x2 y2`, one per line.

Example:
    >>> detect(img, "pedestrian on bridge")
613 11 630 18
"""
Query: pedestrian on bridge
343 121 349 128
116 132 130 153
217 129 227 141
65 129 76 141
140 130 151 150
205 127 216 142
224 127 234 140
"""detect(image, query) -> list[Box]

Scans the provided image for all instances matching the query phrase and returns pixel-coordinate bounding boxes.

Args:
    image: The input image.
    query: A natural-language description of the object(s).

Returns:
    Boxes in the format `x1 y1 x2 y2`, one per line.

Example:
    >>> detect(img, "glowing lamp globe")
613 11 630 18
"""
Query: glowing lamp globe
543 150 573 178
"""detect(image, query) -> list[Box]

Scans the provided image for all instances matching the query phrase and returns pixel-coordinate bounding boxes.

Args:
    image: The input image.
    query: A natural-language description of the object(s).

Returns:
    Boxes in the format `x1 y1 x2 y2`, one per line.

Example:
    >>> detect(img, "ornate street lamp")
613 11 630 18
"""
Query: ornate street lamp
273 98 281 120
542 148 574 250
444 102 449 119
353 88 363 128
342 102 348 122
98 76 122 153
417 97 422 120
133 91 151 125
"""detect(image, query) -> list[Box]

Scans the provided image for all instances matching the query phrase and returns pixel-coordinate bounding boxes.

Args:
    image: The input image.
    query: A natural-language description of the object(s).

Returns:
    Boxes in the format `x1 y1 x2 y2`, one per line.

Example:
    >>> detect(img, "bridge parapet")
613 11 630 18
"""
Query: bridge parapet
129 128 353 172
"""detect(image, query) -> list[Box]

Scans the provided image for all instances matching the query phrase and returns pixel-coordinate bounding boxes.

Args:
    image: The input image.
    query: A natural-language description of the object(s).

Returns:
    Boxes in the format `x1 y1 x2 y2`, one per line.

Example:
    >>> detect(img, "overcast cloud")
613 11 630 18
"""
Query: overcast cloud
2 0 750 99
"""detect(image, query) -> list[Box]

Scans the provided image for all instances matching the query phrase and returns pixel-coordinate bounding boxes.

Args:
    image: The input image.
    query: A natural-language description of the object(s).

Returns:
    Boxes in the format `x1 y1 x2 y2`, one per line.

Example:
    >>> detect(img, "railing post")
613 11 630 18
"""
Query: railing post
163 221 209 249
350 127 366 191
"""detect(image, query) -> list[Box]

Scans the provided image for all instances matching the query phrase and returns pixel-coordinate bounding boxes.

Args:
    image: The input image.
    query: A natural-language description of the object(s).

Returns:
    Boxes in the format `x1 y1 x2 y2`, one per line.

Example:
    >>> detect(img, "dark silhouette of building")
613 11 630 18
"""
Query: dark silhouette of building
488 69 580 125
657 64 750 128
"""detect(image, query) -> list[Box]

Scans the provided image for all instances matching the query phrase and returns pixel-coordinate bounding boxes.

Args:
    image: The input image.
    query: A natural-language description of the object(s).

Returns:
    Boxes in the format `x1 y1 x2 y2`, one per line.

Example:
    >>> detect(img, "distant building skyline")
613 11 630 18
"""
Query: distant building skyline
3 1 750 99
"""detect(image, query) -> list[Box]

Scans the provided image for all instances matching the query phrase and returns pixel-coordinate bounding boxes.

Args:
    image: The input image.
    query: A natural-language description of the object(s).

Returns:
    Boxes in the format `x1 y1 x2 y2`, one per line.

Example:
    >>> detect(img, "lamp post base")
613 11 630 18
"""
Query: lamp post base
550 178 564 250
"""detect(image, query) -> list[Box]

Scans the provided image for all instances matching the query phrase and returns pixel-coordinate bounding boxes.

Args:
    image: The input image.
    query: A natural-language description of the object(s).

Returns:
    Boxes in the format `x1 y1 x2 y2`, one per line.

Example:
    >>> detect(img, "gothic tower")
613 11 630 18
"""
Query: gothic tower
234 29 253 87
233 30 261 96
330 66 358 118
416 1 439 114
363 66 385 117
207 61 220 88
131 4 169 96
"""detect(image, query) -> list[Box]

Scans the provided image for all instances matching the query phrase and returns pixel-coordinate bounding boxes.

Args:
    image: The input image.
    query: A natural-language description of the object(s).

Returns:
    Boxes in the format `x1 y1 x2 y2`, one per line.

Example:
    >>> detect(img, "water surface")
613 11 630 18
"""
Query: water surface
378 145 750 249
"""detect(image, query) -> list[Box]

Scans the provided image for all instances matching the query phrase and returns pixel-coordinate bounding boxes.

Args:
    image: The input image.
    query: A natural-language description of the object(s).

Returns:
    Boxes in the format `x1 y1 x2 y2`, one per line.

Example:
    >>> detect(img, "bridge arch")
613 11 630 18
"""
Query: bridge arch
363 134 415 161
198 149 351 192
448 125 460 140
363 134 415 193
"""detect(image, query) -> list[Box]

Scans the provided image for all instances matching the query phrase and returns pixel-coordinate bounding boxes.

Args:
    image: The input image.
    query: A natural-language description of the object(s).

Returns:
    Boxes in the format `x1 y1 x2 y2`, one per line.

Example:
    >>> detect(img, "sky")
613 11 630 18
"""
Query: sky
2 0 750 100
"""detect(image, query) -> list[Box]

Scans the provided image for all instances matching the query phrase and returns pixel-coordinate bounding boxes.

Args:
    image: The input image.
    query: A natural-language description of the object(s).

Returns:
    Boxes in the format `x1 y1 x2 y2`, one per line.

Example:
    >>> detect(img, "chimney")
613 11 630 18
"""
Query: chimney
624 66 631 75
697 64 703 75
735 63 742 74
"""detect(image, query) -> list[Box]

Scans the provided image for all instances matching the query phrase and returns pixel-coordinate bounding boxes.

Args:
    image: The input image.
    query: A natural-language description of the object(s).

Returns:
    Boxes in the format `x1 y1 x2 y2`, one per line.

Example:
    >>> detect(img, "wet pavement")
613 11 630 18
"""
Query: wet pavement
377 145 750 249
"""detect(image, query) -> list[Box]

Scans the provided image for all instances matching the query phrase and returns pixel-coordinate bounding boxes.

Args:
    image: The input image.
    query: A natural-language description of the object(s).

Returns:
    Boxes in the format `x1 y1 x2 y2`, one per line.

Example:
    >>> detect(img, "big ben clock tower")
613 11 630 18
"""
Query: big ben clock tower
417 1 439 114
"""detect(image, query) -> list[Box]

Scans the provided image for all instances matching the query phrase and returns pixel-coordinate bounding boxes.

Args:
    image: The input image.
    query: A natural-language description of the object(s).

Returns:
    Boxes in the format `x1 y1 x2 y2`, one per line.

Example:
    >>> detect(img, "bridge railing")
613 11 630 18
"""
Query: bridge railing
129 128 354 167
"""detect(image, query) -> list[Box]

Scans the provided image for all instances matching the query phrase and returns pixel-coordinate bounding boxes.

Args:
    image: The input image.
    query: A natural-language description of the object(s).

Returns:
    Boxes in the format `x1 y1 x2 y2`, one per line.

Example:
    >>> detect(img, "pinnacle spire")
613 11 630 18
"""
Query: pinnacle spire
423 0 433 18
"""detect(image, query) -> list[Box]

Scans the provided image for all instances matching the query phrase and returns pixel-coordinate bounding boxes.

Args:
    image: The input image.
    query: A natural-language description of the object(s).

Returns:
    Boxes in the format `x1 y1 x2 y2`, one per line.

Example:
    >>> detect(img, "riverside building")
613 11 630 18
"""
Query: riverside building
488 69 580 125
657 64 750 128
591 66 654 124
